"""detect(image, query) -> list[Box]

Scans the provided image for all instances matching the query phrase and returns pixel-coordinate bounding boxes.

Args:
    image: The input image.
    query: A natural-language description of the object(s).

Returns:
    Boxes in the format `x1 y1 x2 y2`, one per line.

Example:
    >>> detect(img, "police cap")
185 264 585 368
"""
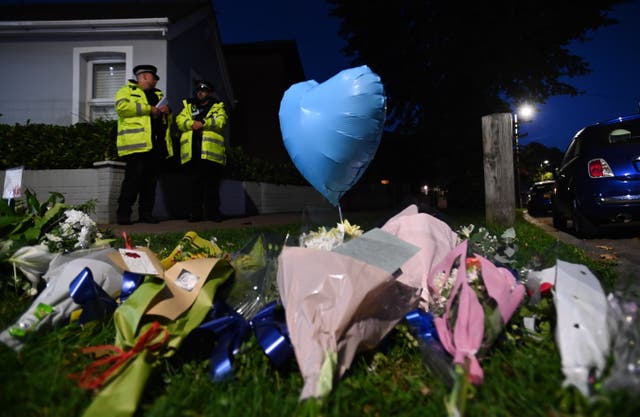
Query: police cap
195 80 214 91
133 65 158 80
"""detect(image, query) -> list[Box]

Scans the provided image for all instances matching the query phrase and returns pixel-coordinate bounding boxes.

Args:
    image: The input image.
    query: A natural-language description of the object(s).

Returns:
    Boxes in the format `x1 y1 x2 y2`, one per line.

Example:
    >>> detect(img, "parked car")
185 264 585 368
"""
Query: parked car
526 180 555 217
552 113 640 237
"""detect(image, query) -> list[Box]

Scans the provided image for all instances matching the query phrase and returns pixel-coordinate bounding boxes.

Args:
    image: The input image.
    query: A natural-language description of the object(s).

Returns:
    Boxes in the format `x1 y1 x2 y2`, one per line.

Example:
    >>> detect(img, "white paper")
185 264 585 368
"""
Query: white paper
118 248 160 275
174 269 199 291
157 96 168 108
529 260 611 396
3 166 23 199
332 227 420 275
553 260 610 396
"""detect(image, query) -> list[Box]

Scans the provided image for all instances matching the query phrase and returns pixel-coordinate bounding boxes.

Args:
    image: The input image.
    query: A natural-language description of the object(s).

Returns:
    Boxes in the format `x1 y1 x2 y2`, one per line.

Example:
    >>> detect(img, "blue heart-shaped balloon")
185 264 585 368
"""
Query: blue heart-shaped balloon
279 65 386 206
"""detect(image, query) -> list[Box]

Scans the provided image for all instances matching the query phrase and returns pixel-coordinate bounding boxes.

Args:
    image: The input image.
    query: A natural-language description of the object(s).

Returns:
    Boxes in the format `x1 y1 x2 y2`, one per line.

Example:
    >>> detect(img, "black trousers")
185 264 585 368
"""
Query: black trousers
184 158 223 218
117 151 161 219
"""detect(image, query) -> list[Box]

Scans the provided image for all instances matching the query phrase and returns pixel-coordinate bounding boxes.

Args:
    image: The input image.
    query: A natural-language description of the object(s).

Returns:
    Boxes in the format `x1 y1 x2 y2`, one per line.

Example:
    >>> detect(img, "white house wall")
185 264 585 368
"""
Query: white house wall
0 41 73 125
0 39 167 126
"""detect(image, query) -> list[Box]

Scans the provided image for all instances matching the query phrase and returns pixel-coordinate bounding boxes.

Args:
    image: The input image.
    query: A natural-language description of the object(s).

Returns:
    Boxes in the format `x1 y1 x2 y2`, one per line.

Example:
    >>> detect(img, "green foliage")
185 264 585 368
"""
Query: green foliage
224 146 306 185
519 142 564 187
0 120 118 169
0 123 301 185
0 190 102 292
0 188 69 246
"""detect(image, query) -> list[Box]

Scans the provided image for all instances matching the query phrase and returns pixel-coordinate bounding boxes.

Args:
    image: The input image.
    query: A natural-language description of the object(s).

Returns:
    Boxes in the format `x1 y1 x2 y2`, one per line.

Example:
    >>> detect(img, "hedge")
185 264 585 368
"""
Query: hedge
0 121 306 185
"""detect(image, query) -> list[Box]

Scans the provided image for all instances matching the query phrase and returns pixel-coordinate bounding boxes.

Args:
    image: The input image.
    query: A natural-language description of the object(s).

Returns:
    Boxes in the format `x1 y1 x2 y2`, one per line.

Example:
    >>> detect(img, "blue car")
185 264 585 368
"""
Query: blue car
552 113 640 237
526 180 555 217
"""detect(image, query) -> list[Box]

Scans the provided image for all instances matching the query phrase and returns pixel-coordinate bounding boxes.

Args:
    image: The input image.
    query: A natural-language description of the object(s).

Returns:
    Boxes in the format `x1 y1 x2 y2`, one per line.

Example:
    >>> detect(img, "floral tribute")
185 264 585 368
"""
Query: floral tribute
427 240 525 384
41 209 103 253
277 219 421 400
1 190 110 292
2 193 637 417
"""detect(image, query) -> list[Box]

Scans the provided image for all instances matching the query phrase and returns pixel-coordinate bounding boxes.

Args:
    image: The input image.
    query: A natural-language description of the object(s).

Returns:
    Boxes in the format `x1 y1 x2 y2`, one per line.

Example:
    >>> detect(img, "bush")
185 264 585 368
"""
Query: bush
0 122 306 185
0 120 118 169
224 146 306 185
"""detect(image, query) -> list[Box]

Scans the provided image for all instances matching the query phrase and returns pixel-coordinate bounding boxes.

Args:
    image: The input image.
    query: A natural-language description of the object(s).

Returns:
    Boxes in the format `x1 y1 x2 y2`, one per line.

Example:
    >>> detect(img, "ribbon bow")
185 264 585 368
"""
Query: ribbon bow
405 308 455 386
68 321 169 390
181 300 293 381
406 309 439 344
69 267 118 325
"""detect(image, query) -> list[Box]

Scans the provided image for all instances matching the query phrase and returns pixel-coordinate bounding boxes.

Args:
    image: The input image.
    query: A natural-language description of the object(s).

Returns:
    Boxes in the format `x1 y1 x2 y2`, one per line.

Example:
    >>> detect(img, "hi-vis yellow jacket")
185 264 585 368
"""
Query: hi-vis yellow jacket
176 99 227 165
114 80 173 157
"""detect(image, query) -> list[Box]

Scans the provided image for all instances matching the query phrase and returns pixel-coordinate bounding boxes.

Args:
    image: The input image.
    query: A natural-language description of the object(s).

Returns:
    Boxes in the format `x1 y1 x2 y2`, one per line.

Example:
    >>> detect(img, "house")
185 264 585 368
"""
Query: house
0 0 340 221
223 40 306 164
0 0 234 126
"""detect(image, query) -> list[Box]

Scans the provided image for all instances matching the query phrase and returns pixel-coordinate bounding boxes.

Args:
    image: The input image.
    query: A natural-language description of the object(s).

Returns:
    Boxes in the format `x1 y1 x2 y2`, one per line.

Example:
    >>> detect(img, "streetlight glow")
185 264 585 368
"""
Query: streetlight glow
517 103 535 121
512 102 536 208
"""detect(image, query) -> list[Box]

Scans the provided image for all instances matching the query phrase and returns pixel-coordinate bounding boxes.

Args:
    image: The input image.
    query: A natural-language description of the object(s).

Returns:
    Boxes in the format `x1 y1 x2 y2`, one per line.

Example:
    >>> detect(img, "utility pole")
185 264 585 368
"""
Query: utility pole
513 113 521 208
482 113 516 227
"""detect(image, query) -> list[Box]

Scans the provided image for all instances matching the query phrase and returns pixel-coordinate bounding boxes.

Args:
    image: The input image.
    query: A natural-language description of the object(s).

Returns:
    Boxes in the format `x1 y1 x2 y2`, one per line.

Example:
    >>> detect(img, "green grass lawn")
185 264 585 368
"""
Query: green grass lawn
0 210 636 417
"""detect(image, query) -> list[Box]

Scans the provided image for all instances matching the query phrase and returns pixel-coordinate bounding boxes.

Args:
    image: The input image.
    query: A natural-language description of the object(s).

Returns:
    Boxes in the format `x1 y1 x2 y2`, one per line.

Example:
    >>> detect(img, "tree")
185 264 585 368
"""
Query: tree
518 141 564 188
327 0 629 207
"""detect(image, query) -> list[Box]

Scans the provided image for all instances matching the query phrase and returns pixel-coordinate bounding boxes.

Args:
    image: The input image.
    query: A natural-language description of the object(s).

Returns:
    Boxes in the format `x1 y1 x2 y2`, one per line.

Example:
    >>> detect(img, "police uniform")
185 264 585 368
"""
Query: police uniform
176 80 228 222
114 65 173 225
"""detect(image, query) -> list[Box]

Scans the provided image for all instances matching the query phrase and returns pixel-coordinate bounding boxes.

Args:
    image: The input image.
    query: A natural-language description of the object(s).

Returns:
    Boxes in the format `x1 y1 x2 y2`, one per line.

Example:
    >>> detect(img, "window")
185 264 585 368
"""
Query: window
88 61 125 121
609 128 631 144
72 46 132 124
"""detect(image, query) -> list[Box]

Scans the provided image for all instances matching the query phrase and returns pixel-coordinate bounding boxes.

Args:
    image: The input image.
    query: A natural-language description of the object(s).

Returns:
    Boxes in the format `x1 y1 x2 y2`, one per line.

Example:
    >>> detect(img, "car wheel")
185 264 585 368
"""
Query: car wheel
571 205 599 238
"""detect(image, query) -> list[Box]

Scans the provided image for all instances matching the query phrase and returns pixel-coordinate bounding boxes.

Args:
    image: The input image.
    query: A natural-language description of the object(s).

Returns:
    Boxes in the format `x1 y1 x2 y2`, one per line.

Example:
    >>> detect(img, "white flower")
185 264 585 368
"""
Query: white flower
501 227 516 243
44 233 62 242
458 224 475 239
8 244 56 287
299 220 362 251
41 209 100 253
467 265 479 283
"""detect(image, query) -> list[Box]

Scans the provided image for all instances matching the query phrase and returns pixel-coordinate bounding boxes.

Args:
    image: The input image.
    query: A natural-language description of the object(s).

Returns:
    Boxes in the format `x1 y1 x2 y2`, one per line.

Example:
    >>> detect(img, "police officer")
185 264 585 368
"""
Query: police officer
114 65 173 225
176 80 228 222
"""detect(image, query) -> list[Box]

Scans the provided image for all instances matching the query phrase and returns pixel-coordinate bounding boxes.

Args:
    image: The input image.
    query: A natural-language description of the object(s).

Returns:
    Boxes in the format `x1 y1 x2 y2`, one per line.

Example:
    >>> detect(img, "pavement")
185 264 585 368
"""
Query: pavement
103 213 309 235
102 209 394 236
523 211 640 298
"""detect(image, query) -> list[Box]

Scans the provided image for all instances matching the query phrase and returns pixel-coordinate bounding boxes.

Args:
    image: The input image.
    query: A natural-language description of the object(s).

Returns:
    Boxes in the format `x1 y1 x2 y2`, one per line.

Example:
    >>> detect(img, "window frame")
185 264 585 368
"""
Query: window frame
72 46 133 124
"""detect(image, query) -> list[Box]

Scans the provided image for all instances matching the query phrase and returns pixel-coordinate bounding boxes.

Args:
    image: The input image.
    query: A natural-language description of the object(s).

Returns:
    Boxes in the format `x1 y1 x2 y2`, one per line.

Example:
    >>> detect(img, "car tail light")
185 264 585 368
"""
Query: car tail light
588 158 614 178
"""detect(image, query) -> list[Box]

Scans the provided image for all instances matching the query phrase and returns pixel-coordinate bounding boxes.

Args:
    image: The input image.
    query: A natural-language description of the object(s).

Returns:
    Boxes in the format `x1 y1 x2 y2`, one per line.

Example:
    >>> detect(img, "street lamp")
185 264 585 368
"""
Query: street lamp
513 103 535 208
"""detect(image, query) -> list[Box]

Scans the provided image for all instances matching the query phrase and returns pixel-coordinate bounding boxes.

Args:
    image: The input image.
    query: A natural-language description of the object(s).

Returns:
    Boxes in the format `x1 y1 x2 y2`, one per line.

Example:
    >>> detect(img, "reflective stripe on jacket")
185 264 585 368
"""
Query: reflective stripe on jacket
176 99 227 165
114 80 173 157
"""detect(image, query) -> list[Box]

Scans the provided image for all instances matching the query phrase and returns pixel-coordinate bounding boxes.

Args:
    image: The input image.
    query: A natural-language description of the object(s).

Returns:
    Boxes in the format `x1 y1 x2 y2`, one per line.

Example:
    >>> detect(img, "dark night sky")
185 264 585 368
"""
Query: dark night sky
214 0 640 152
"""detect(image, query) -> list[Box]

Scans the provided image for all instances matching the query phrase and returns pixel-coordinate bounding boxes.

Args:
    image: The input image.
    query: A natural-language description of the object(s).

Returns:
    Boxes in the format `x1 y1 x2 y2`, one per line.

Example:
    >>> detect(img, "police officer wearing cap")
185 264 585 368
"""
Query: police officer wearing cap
176 80 228 222
114 64 173 225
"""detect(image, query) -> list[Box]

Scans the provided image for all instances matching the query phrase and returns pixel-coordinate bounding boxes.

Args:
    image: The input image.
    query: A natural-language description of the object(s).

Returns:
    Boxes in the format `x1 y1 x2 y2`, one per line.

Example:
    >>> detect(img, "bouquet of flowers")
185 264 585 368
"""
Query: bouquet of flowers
70 253 234 417
277 219 421 400
41 209 104 253
2 194 111 291
298 219 363 250
159 231 224 270
226 232 283 319
426 240 525 416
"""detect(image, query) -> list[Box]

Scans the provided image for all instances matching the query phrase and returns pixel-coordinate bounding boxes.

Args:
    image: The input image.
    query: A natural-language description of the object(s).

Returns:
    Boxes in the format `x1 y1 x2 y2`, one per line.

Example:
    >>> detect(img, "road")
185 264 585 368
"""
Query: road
524 212 640 298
